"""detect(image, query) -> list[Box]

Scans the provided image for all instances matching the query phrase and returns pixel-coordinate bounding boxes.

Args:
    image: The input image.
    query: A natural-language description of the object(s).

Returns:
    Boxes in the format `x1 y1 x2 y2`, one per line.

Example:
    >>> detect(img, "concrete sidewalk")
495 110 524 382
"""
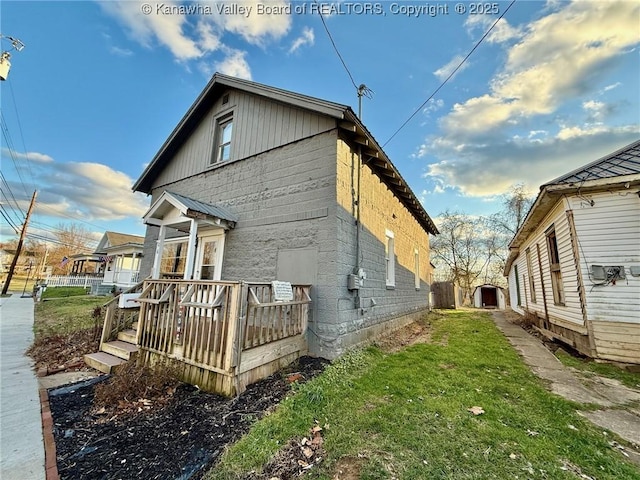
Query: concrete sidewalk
492 310 640 460
0 293 45 480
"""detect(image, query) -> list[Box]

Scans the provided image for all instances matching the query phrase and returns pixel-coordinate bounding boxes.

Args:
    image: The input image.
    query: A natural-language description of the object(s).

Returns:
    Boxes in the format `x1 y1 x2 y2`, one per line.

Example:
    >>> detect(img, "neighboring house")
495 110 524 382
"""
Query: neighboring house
133 73 438 360
64 231 144 288
504 140 640 364
472 284 506 310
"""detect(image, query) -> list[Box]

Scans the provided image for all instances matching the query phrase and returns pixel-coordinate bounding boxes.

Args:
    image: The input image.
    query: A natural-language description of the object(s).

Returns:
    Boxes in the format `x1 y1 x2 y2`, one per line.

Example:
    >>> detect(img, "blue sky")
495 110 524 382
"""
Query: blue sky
1 0 638 248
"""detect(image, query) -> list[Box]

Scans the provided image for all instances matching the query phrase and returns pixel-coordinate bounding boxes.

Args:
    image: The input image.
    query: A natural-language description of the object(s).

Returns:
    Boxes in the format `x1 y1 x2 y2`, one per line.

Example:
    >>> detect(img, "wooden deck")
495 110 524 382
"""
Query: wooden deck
99 279 311 396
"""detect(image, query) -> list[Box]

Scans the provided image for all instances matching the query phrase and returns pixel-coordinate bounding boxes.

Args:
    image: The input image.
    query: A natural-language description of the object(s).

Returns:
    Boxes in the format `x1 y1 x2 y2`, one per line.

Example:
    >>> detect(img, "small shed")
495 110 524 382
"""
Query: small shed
473 284 506 309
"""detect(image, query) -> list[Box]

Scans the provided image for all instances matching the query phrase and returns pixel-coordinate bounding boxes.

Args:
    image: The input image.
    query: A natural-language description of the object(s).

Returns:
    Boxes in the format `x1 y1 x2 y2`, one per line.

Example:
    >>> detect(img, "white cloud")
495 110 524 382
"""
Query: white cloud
100 1 203 60
603 82 621 92
1 149 54 164
109 45 134 57
425 127 639 197
465 14 522 44
439 0 640 139
214 49 252 80
101 0 292 65
211 0 291 45
289 26 314 54
423 98 444 115
433 54 470 81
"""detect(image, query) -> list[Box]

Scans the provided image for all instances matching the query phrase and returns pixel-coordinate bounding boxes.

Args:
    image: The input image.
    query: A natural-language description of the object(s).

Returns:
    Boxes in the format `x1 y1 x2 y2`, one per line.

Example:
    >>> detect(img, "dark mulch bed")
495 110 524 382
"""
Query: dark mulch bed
49 357 329 480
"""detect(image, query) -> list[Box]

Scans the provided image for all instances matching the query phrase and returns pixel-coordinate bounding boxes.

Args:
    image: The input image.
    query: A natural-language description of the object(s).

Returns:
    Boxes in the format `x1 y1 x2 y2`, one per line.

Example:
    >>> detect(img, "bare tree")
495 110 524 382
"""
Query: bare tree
48 223 97 274
431 210 489 302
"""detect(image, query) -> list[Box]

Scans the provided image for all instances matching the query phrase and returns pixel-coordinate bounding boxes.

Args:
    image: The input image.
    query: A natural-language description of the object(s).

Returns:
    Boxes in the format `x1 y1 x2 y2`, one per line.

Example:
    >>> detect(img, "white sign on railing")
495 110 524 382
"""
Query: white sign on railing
271 281 293 302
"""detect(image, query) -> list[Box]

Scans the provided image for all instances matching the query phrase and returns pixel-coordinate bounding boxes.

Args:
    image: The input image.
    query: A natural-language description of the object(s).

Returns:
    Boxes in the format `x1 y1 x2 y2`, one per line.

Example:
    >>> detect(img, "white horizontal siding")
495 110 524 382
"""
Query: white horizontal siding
509 200 585 326
570 191 640 324
507 255 525 315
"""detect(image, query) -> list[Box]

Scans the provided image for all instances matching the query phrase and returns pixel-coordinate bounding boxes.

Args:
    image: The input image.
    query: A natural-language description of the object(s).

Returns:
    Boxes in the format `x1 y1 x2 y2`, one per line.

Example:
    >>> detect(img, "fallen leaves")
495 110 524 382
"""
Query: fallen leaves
467 406 485 416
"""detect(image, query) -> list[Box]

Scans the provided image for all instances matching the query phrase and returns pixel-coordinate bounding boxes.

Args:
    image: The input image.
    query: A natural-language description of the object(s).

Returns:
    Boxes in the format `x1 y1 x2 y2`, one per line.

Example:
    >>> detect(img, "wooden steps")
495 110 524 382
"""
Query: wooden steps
84 323 139 374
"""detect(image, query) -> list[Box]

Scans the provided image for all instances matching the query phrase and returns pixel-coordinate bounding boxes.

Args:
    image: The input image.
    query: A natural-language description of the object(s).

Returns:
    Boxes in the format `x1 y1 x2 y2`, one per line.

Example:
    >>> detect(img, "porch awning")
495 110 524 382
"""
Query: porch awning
143 191 238 230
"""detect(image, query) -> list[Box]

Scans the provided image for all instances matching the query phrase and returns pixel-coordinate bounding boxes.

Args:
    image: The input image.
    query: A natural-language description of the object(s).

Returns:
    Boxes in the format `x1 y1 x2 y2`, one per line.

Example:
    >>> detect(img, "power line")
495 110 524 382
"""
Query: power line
7 81 37 191
0 170 24 219
0 207 20 234
382 0 517 148
36 203 112 231
314 0 358 91
0 112 30 196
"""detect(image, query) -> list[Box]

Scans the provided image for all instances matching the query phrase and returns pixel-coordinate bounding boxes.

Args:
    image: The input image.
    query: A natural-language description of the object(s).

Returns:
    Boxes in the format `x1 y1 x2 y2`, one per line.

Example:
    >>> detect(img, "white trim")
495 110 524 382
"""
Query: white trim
194 230 226 281
184 219 198 279
385 229 395 288
414 248 420 290
152 225 166 279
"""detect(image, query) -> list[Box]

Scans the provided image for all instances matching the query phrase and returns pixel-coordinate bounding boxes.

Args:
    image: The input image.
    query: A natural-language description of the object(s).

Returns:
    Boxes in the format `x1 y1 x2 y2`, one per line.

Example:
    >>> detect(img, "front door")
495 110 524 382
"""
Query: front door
195 232 224 280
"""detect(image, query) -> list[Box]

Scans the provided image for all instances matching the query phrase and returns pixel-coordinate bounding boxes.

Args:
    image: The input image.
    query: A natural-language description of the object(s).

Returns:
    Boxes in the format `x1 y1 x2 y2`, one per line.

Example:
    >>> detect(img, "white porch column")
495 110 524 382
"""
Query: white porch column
152 225 166 279
183 219 198 280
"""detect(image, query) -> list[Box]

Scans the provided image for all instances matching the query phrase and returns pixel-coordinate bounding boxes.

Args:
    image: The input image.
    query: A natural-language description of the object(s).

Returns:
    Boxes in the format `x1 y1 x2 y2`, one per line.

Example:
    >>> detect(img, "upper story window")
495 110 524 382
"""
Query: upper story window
212 113 233 164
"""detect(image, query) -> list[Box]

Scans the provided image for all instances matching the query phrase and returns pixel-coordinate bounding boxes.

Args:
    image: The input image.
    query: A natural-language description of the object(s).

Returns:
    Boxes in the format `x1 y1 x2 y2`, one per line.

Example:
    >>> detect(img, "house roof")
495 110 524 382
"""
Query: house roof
133 73 438 235
143 191 238 230
544 139 640 186
95 231 144 254
504 139 640 275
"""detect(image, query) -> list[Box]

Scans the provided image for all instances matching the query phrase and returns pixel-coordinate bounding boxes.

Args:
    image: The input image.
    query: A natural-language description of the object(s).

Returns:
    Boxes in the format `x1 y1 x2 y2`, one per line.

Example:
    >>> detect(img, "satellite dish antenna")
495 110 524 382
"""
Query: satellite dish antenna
0 34 25 81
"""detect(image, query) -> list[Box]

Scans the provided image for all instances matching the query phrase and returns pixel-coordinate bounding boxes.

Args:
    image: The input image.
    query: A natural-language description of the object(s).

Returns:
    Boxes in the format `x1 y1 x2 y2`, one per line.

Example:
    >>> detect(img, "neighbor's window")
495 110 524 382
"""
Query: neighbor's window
385 230 395 288
160 239 188 279
546 227 565 306
526 248 536 303
414 248 420 290
514 263 522 306
212 113 233 164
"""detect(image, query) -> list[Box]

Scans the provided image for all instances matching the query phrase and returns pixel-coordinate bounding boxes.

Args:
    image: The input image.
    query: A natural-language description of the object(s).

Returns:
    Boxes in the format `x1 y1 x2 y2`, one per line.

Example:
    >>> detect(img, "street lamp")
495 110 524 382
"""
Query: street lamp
0 34 25 81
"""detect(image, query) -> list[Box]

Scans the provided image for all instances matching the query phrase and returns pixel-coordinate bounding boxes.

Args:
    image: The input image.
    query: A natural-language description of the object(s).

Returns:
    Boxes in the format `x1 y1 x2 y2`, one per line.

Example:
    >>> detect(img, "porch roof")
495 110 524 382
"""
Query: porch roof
143 191 238 229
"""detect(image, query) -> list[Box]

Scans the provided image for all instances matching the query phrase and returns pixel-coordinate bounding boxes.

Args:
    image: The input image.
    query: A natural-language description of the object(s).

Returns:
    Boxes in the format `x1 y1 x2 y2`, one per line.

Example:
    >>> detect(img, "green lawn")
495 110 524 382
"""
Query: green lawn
555 348 640 390
34 295 106 339
209 310 640 480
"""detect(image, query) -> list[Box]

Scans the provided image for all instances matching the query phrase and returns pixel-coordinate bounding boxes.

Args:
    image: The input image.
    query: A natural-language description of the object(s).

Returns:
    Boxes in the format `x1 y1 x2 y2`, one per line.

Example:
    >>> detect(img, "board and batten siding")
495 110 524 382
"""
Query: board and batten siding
153 89 336 189
568 190 640 363
513 199 585 328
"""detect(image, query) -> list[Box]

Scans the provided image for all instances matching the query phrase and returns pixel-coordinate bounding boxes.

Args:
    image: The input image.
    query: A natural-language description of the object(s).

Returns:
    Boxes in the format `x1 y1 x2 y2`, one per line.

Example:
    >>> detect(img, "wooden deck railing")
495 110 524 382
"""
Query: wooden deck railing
100 280 145 347
133 280 311 375
243 283 311 349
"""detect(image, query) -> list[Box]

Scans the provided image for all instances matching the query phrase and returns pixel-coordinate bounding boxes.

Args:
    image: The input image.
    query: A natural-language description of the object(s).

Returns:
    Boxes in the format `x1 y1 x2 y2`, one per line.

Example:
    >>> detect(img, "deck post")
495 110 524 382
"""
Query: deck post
224 283 241 374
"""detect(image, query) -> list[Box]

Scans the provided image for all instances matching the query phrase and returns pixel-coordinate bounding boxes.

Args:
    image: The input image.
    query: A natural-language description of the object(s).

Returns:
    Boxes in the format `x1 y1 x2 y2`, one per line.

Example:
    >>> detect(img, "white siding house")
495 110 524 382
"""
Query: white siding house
504 140 640 363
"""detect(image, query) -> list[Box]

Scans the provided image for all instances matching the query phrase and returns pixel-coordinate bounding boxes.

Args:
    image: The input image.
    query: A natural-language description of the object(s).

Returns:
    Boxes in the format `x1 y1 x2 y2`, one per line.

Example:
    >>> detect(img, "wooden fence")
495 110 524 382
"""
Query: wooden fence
127 279 311 395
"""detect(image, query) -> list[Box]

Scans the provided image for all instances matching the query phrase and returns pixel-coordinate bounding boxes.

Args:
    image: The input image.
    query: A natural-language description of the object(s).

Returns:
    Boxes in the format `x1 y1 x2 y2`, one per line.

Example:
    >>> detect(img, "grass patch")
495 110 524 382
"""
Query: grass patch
42 286 90 299
34 295 105 339
555 348 640 390
208 311 640 480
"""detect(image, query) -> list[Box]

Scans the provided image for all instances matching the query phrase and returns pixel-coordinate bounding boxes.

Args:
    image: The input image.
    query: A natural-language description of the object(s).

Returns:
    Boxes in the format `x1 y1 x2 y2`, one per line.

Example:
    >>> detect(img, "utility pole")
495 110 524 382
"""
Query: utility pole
2 190 37 295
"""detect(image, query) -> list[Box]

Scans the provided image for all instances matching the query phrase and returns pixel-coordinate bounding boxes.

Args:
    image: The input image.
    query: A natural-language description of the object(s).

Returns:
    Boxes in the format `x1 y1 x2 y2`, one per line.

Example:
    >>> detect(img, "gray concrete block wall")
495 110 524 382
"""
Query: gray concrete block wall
140 131 341 357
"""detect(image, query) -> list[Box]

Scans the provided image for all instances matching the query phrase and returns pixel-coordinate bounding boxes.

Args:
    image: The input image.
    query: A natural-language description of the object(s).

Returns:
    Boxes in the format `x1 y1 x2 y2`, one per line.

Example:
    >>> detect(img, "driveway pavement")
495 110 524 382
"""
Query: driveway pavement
0 293 45 480
492 310 640 465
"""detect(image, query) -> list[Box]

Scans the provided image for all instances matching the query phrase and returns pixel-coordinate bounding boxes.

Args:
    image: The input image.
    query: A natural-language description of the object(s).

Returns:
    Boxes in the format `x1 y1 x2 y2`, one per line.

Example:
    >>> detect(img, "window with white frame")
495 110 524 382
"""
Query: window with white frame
160 239 188 279
212 113 233 164
414 248 420 290
526 247 536 303
385 230 395 288
546 226 565 306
